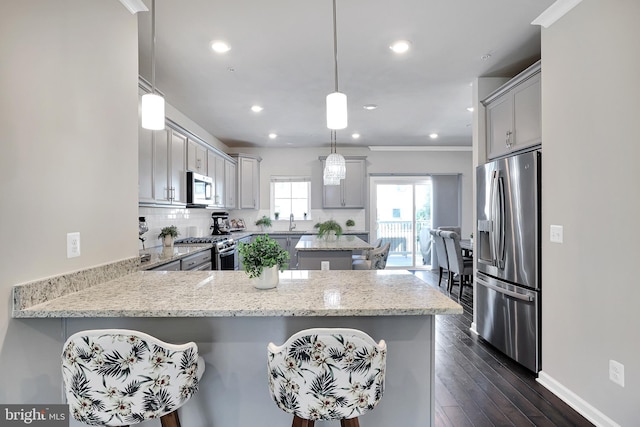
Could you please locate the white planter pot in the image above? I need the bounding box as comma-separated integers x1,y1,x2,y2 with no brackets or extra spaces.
162,235,174,248
253,265,279,290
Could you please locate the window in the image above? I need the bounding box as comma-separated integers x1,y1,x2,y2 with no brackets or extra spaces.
270,176,311,220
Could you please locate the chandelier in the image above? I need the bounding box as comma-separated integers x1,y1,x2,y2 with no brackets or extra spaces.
326,0,347,130
323,130,346,186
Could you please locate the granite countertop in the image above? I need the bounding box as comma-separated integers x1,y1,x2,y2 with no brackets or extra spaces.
243,230,368,236
295,235,374,251
13,270,462,318
139,245,213,270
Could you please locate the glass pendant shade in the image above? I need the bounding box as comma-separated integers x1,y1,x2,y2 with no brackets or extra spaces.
324,152,346,186
141,93,165,130
326,92,348,130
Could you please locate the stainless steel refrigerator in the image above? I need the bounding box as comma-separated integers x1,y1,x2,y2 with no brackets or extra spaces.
476,150,541,372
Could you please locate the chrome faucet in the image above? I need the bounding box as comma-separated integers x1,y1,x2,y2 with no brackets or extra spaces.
289,213,296,231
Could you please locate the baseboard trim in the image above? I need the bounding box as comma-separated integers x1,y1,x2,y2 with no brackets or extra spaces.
537,371,620,427
469,322,478,335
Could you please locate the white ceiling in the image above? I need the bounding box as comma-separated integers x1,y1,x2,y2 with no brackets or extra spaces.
137,0,554,149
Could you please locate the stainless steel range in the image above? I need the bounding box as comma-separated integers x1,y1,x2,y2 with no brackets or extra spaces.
175,236,238,270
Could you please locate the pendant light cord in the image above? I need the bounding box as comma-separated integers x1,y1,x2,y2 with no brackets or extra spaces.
332,0,339,93
151,0,157,94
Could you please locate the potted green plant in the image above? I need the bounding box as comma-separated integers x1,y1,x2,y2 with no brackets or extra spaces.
317,219,343,241
274,212,280,220
345,219,355,230
158,225,179,248
255,215,272,231
238,235,290,289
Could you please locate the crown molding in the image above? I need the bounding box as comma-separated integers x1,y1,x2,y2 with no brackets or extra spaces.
532,0,583,28
118,0,148,14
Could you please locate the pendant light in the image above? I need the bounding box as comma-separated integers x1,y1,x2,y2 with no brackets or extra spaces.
326,0,347,130
141,0,165,130
323,130,346,185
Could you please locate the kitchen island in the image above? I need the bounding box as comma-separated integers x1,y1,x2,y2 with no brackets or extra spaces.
295,234,374,270
13,270,461,427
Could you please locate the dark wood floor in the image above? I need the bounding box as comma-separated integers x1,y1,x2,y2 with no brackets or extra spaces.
410,270,593,427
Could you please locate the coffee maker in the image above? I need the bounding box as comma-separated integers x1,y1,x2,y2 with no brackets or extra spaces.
211,212,231,235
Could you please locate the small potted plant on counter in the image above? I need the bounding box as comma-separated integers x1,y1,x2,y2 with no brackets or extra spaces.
158,225,179,248
317,219,343,241
274,212,280,220
255,215,272,231
345,219,355,230
238,235,290,289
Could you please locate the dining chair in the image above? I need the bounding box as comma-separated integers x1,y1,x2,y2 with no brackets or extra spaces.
351,242,391,270
440,231,473,298
267,328,386,427
352,238,382,261
61,329,205,427
429,229,449,287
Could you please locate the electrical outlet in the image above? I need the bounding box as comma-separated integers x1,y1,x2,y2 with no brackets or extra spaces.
321,261,330,270
67,232,81,258
550,225,563,243
609,360,625,387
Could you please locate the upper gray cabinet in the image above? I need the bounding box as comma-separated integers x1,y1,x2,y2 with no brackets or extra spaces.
320,156,366,208
224,159,237,209
230,153,261,209
187,140,207,174
484,61,541,160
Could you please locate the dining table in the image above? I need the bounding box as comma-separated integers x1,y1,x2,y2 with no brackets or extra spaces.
460,239,473,258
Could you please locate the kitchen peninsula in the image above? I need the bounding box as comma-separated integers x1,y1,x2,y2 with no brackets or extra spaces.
13,269,461,426
295,234,373,270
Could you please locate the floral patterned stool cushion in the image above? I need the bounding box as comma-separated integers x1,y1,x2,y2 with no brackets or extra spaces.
267,328,386,426
61,329,205,426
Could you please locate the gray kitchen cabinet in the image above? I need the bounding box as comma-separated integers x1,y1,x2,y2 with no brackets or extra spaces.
224,159,237,209
148,259,181,271
138,120,154,203
484,61,541,159
206,150,226,207
269,234,300,269
321,157,366,208
187,140,207,174
231,154,261,209
181,250,212,270
145,127,187,206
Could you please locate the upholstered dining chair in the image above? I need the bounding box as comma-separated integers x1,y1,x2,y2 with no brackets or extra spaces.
440,231,473,298
267,328,387,427
429,229,449,287
61,329,205,427
351,242,391,270
352,238,382,261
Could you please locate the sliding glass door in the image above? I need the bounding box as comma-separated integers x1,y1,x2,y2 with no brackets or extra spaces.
370,177,432,269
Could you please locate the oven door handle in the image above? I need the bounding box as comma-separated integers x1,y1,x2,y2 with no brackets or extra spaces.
217,246,237,255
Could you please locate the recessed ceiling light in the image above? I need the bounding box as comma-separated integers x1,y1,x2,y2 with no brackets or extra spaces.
211,40,231,53
352,133,361,139
268,133,277,139
429,133,439,139
363,104,378,110
390,40,411,54
251,105,263,113
467,107,474,112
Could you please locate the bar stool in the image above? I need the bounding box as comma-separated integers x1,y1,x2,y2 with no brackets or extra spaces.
61,329,205,427
267,328,386,427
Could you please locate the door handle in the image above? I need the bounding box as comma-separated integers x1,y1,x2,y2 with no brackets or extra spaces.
477,276,533,302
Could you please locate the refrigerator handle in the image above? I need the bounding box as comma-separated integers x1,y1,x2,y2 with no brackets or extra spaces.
497,175,506,269
476,276,534,302
490,170,499,266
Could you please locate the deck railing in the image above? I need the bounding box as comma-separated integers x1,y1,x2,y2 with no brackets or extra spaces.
375,220,431,257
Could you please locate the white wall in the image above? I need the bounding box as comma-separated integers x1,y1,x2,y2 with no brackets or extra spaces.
0,1,139,402
539,1,640,425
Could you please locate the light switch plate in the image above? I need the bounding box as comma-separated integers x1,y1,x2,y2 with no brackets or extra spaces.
550,225,563,243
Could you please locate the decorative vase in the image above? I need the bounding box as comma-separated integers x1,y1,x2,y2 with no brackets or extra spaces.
163,235,174,248
253,265,279,290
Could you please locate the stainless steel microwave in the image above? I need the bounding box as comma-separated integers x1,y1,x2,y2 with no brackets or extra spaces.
187,171,213,207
